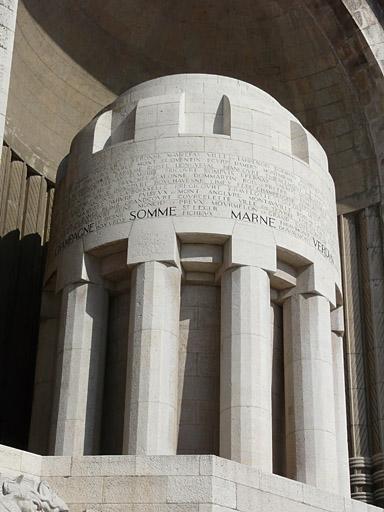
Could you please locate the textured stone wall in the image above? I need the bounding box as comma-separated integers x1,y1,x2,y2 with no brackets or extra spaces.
101,291,130,455
178,284,221,456
0,445,382,512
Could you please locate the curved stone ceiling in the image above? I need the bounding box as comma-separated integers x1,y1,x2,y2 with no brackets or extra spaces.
5,0,384,213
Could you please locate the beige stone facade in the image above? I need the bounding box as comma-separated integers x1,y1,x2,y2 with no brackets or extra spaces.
0,444,380,512
1,2,384,512
20,74,352,510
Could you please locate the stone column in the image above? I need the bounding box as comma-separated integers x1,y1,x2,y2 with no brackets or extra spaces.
331,306,351,497
339,214,373,502
29,287,61,455
50,282,109,456
220,265,273,471
284,293,338,494
123,261,181,455
0,0,18,152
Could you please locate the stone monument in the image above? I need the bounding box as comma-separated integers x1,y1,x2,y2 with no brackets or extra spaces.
1,74,377,511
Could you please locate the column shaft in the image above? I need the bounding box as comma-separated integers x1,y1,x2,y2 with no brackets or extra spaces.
220,265,273,471
51,282,108,455
284,293,338,493
123,261,181,455
29,289,61,455
332,330,351,496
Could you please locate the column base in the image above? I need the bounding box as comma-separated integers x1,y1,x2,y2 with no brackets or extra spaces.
350,456,374,504
0,445,382,511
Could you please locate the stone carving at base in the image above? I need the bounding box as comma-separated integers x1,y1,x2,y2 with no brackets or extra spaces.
0,475,68,512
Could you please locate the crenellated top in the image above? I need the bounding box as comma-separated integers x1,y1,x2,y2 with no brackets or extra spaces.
65,74,328,180
50,74,340,306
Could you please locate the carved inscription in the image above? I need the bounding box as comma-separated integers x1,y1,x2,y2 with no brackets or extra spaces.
51,152,338,262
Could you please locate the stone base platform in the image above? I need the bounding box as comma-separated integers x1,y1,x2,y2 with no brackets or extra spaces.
0,445,380,512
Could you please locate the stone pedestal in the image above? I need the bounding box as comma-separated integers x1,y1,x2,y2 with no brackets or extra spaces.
284,293,338,494
220,265,273,471
123,261,181,455
51,282,108,456
1,447,382,512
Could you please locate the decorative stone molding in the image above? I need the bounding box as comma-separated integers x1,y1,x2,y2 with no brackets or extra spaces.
0,475,68,512
372,453,384,506
349,456,374,504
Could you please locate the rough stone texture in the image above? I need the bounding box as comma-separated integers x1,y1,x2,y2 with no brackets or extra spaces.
0,448,382,512
123,261,181,455
220,266,273,471
284,293,339,494
100,291,130,455
51,282,109,456
178,284,220,456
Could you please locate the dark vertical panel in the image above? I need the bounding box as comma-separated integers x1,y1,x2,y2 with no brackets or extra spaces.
100,291,130,454
340,213,373,504
0,146,50,450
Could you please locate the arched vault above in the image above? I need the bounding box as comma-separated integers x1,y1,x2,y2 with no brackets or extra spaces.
5,0,384,213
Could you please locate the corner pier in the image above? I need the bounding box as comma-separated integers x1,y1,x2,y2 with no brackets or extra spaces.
25,74,362,509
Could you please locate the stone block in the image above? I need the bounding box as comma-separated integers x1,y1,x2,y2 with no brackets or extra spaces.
303,485,345,511
103,476,167,503
204,137,253,157
259,471,303,502
71,456,136,476
40,456,72,477
331,306,345,334
155,136,204,153
135,455,200,475
237,484,264,511
202,456,261,489
0,444,22,472
224,226,276,272
167,475,236,507
127,218,180,266
167,476,212,503
20,451,42,476
45,476,104,504
181,244,222,272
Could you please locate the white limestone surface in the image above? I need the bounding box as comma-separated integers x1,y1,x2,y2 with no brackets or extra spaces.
0,446,381,512
47,74,341,305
